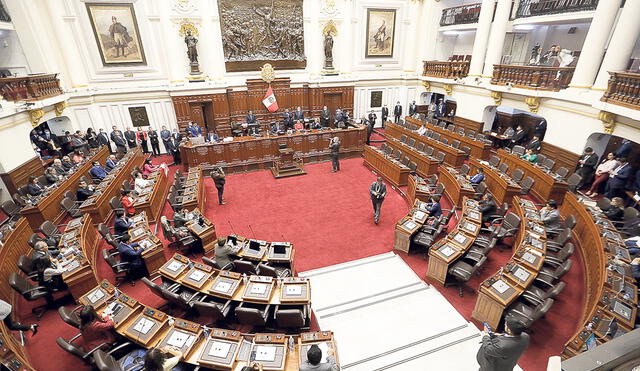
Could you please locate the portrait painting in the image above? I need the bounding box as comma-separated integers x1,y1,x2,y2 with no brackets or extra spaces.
370,91,383,108
365,8,396,58
128,106,150,127
85,3,146,66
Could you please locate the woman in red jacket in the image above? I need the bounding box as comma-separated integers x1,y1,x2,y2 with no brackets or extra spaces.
120,189,136,216
79,305,116,352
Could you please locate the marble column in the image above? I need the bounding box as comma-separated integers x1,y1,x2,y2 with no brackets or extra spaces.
468,0,497,77
482,0,512,78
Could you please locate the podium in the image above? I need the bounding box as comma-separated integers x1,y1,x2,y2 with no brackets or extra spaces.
271,147,306,178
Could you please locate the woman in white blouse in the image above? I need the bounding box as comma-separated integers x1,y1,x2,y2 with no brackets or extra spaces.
134,171,152,195
586,152,619,197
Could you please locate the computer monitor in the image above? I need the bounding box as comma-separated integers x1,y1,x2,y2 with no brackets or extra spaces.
227,235,237,245
249,240,261,251
273,244,286,255
278,144,287,150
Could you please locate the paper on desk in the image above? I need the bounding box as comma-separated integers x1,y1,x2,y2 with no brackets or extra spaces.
439,245,455,257
209,341,232,358
189,270,206,281
491,280,510,294
522,252,537,264
250,284,267,295
167,330,195,348
254,345,276,362
453,234,466,244
215,281,232,293
285,285,302,296
167,261,183,272
513,268,530,282
87,289,105,303
133,317,155,334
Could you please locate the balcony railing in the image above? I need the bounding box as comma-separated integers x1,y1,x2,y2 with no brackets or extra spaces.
423,61,470,79
491,64,575,91
440,3,482,27
514,0,598,19
0,74,64,102
601,72,640,110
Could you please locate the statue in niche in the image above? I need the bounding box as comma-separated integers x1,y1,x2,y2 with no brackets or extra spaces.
184,30,200,74
324,34,334,70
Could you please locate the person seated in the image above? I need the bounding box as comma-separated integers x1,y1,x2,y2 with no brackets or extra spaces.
45,167,63,185
79,305,116,352
105,154,118,172
469,167,485,186
76,180,95,202
114,209,132,237
299,344,339,371
61,155,75,171
26,176,44,196
172,206,191,229
142,158,158,177
625,236,640,256
241,363,264,371
271,121,284,134
134,172,152,195
72,150,84,164
416,125,427,136
51,159,68,176
247,125,260,136
526,135,541,152
0,299,38,336
425,195,442,218
31,240,51,263
120,189,136,216
117,234,146,277
520,149,538,163
294,120,304,130
143,346,184,371
32,254,69,291
603,197,625,221
214,237,236,270
90,161,108,181
540,200,561,230
479,193,497,224
310,118,322,130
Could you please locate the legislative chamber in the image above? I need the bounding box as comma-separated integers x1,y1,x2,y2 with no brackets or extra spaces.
1,0,640,370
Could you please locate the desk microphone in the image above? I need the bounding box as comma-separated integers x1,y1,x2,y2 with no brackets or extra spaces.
248,224,257,239
228,220,237,236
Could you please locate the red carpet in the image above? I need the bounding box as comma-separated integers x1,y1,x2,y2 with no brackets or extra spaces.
16,154,584,371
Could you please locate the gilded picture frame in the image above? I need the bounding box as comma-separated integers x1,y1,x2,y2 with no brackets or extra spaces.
365,8,396,58
85,3,146,66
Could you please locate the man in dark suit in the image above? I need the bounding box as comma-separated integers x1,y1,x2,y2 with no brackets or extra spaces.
124,127,137,148
368,110,377,127
409,100,417,116
426,195,442,218
246,110,257,125
329,137,340,172
148,128,160,156
526,135,541,151
381,104,389,127
192,122,204,137
476,318,530,371
214,238,236,270
51,159,67,176
510,125,526,147
435,99,446,118
271,121,284,134
170,129,182,164
293,106,304,121
393,102,402,123
105,154,118,172
110,126,127,154
320,106,331,127
576,147,599,189
173,206,190,228
614,139,633,158
282,109,293,129
114,210,132,237
605,157,633,199
479,193,497,223
534,119,547,140
369,177,387,224
90,161,108,181
117,234,147,278
76,180,95,202
97,128,111,153
160,125,171,154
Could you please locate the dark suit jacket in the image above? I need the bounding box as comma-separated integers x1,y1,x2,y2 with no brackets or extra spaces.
409,104,417,116
394,105,402,116
480,199,497,220
27,183,44,196
293,110,304,120
604,206,624,221
381,107,389,120
370,182,387,200
76,187,94,202
246,114,257,124
124,131,136,146
476,333,530,371
526,139,541,151
173,213,189,229
111,131,126,146
97,132,110,145
105,158,117,171
609,164,633,189
148,130,159,144
511,130,526,145
368,113,377,124
427,202,442,218
615,142,632,158
215,242,237,269
117,242,144,269
114,216,131,236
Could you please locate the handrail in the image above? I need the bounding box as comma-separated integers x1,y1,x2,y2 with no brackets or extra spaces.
601,71,640,111
491,64,575,91
440,2,482,26
514,0,599,19
0,73,64,102
423,61,470,79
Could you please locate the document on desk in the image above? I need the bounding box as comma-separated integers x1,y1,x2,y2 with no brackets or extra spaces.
491,280,510,294
285,285,302,296
403,221,417,230
513,267,530,282
167,330,195,349
103,302,123,318
133,317,155,335
522,252,537,264
189,270,206,281
209,341,232,358
167,261,184,272
413,211,426,220
453,234,466,244
250,284,267,295
254,345,276,362
439,245,456,257
87,289,105,304
464,222,478,233
215,281,232,293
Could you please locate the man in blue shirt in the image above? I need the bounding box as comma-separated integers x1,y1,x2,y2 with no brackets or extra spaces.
117,234,146,278
470,167,485,187
105,154,118,172
426,195,442,218
90,161,108,181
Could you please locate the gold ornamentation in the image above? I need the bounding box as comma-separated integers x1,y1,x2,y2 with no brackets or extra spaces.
29,109,45,127
598,111,616,134
422,81,430,91
261,63,275,83
54,101,67,117
177,20,199,37
326,0,335,10
491,91,502,106
443,84,453,96
323,20,338,37
525,97,540,113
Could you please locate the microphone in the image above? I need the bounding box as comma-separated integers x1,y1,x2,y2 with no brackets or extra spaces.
248,224,257,239
227,220,237,236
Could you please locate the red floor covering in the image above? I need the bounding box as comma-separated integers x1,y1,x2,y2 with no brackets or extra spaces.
18,154,584,371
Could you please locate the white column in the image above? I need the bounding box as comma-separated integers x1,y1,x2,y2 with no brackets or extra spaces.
468,0,497,76
569,0,623,88
419,0,442,63
201,0,226,80
159,5,184,83
305,0,320,75
403,2,420,72
593,0,640,89
482,0,512,78
340,2,354,74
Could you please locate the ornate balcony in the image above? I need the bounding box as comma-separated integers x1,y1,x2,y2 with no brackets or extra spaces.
601,72,640,110
423,61,470,79
514,0,599,19
440,3,482,27
491,65,575,91
0,74,64,102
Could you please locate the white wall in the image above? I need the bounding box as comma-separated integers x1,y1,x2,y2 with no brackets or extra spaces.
0,29,29,75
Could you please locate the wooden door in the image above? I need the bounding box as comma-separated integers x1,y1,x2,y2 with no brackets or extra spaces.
190,103,205,130
323,93,342,127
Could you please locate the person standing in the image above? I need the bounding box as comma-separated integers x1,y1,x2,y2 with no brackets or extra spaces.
393,101,402,123
211,166,226,205
111,126,127,155
0,300,38,336
409,100,417,116
435,99,446,118
171,129,183,165
160,126,171,153
97,128,111,153
476,319,529,371
329,136,340,173
370,177,387,224
137,127,149,154
605,157,632,199
586,152,618,197
320,106,331,128
575,147,598,189
534,119,547,141
381,104,389,128
246,110,257,125
294,106,304,122
124,127,137,149
148,128,160,156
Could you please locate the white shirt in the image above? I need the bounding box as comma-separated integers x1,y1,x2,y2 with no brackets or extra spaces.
417,126,427,136
135,177,151,194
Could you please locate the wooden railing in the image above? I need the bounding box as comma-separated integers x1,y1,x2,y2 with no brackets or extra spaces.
601,71,640,110
491,64,575,91
514,0,598,19
440,2,482,26
0,73,64,102
423,61,470,79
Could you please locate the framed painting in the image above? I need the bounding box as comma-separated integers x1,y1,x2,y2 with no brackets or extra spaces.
128,106,150,127
365,8,396,58
370,91,383,108
85,3,146,66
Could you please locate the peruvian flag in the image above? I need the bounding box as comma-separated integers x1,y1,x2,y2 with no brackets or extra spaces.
262,85,279,112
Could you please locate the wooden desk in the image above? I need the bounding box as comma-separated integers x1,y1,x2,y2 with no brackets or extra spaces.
186,208,217,255
439,166,476,208
135,167,170,224
21,146,109,230
363,145,410,187
468,158,522,205
80,149,145,224
58,214,100,300
497,149,568,204
127,212,167,275
406,116,491,160
180,126,366,174
386,122,466,167
180,166,206,212
385,137,439,178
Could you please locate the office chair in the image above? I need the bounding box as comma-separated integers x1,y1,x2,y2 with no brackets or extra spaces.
233,259,257,275
161,287,197,316
534,260,572,288
547,215,577,237
435,151,446,165
543,243,574,268
274,304,310,332
58,338,133,368
380,143,388,152
407,138,416,147
9,273,53,319
97,223,122,253
567,173,582,193
257,263,291,278
484,202,509,226
202,256,233,271
432,132,441,141
448,255,487,297
425,146,435,157
541,158,555,172
17,185,30,198
536,154,547,165
519,176,535,195
400,134,408,144
61,197,82,218
475,212,521,250
38,220,61,241
498,162,509,174
108,196,123,212
140,277,174,313
101,249,133,287
394,150,403,161
472,182,488,200
193,298,232,327
555,167,569,180
451,139,461,149
446,123,455,131
521,282,566,307
235,302,271,329
512,145,526,156
416,142,425,152
546,229,573,252
596,197,611,210
488,155,500,168
121,180,132,192
510,169,525,184
476,133,486,141
408,161,418,174
401,156,410,167
37,175,50,187
12,193,27,208
160,216,196,255
459,164,470,175
58,306,82,329
461,146,471,158
456,128,465,136
0,200,21,221
17,255,38,281
441,138,448,146
505,298,554,330
63,190,77,202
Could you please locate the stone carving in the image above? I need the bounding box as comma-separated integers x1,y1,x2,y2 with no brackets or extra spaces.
322,20,337,72
178,22,200,75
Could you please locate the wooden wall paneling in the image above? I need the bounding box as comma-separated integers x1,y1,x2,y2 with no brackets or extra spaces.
228,89,248,123
0,218,31,302
212,93,231,137
0,156,45,195
308,88,322,117
540,142,580,173
453,116,484,133
495,111,513,131
190,103,205,129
